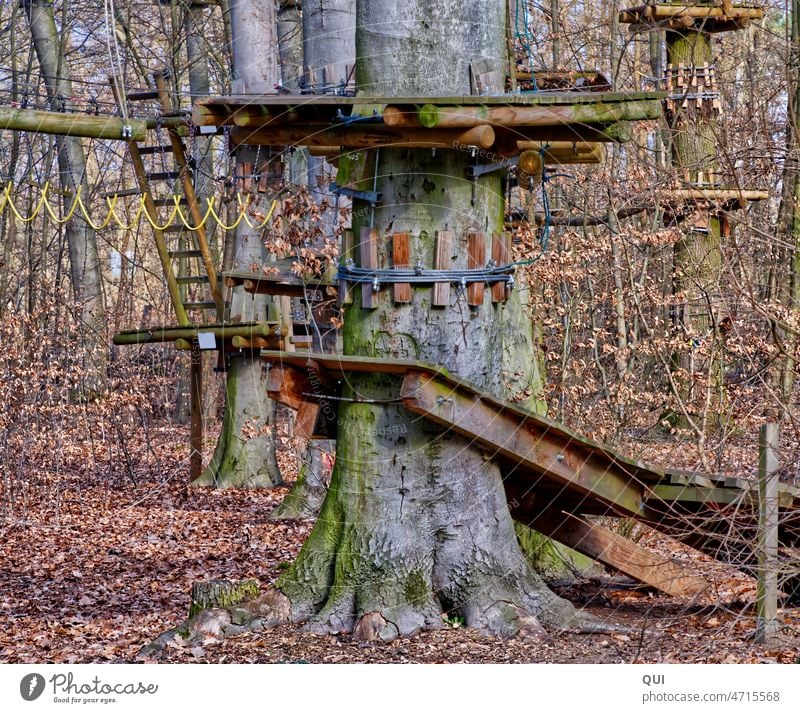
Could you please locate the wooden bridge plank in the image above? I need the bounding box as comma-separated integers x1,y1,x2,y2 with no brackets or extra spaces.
399,371,647,517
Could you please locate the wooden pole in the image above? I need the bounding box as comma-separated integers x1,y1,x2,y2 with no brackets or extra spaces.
0,106,147,141
190,343,203,482
756,422,781,644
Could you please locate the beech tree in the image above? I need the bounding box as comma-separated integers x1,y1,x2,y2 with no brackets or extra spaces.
271,0,589,639
196,0,282,488
22,0,106,397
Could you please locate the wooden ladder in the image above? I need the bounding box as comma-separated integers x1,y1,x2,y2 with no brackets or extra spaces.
111,70,225,482
110,70,224,327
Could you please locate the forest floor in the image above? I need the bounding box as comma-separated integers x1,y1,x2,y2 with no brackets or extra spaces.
2,423,800,664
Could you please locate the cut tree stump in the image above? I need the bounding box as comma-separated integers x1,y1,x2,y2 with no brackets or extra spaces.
189,579,260,618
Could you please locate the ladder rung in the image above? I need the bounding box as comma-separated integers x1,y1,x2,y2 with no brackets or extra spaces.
152,196,188,206
139,145,174,155
162,224,186,232
101,188,142,198
183,301,217,310
176,276,210,285
147,171,181,182
127,90,160,101
169,250,203,259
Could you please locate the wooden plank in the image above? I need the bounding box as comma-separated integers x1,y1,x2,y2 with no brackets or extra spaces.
491,232,510,303
399,371,647,517
467,232,485,307
360,227,378,309
295,402,321,440
646,484,746,506
432,230,453,307
392,232,412,303
527,510,707,597
756,423,781,643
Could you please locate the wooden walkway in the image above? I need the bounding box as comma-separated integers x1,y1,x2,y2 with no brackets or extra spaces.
260,350,800,600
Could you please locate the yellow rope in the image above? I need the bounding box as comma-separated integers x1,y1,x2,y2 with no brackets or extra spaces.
0,182,278,232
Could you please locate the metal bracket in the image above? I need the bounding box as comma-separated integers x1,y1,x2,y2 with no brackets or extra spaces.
121,124,133,139
328,182,381,204
467,156,517,178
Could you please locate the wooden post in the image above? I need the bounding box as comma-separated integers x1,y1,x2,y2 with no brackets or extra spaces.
756,422,781,644
189,344,203,482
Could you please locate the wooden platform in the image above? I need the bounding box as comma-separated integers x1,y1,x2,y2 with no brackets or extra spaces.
260,350,800,599
620,3,765,33
193,92,664,155
223,257,336,300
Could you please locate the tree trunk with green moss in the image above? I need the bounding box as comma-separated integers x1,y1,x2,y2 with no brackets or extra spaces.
665,29,725,428
195,0,282,489
273,0,587,640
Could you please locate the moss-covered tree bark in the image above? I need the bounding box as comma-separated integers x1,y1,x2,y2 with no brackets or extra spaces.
195,0,282,488
273,0,590,640
665,29,725,428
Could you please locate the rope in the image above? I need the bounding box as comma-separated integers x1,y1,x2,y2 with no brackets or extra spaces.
0,182,278,232
515,0,539,91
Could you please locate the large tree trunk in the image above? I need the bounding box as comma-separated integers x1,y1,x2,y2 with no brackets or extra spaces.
195,0,282,488
665,30,725,431
779,0,800,412
272,0,356,520
274,0,586,640
23,0,106,397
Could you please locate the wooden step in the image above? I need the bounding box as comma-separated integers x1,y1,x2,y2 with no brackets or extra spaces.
176,275,210,285
183,301,217,310
152,196,188,207
139,145,174,155
101,187,142,198
126,90,160,101
161,224,186,233
147,171,181,182
169,249,203,259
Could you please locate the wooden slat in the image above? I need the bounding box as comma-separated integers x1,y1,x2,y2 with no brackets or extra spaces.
392,232,412,303
360,227,378,309
432,230,453,307
526,510,707,597
467,232,485,307
189,344,203,482
491,232,511,303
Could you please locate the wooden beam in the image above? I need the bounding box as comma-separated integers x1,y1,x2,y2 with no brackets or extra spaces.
526,510,708,597
113,322,278,345
410,99,662,129
0,106,147,141
756,423,781,643
399,371,647,517
230,125,496,150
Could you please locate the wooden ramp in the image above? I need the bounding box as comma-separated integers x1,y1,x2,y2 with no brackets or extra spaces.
260,350,800,600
